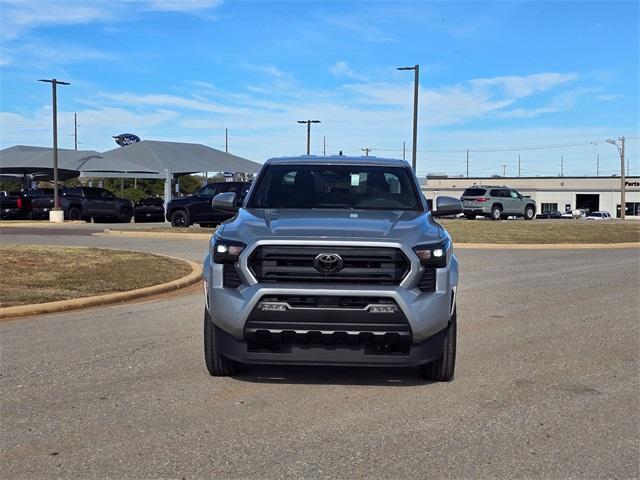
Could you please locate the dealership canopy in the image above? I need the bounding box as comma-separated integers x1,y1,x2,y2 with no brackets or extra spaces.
77,140,262,177
0,145,98,180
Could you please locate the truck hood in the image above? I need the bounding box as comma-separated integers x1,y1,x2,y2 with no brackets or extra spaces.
218,208,445,245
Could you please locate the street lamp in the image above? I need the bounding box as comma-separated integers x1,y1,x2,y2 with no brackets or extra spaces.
396,64,419,172
297,120,321,155
39,78,70,222
607,137,626,219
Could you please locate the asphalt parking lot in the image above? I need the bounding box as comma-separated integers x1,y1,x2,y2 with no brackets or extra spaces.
1,227,638,479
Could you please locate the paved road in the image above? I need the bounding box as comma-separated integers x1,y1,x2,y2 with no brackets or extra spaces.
1,229,639,479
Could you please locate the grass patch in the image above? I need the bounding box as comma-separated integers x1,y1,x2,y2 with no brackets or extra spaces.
440,219,640,244
108,219,640,244
0,245,192,307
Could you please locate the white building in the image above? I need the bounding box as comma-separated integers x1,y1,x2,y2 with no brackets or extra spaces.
422,176,640,219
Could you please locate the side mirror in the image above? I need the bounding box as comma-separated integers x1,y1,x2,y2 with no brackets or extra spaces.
212,192,238,212
432,196,463,217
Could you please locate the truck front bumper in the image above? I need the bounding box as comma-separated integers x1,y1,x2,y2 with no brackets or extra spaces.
213,322,448,367
204,249,458,366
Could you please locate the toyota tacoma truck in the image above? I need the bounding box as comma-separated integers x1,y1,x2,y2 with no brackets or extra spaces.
203,156,462,381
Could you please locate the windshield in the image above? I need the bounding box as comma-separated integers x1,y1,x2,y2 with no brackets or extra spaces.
247,164,421,210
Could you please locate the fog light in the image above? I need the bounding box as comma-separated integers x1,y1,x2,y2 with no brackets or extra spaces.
216,244,228,254
369,305,398,314
432,248,444,258
259,302,287,312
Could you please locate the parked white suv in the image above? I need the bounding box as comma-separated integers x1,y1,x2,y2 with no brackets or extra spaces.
586,211,612,220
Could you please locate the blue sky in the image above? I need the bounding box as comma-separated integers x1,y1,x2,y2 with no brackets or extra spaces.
0,0,638,177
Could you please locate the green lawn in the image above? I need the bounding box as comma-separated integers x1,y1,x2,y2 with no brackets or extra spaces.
439,219,640,244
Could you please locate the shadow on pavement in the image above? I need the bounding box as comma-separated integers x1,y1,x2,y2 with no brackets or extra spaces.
233,364,433,387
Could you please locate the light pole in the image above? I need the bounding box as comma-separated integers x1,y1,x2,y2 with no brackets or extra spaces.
397,64,419,172
607,137,626,219
297,120,321,155
590,141,600,176
39,78,70,221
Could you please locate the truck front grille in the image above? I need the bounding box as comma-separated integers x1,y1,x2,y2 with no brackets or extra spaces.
248,245,409,285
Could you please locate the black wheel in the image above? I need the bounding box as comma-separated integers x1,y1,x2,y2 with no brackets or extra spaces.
67,207,82,221
490,205,502,220
204,309,238,376
524,205,535,220
420,310,456,382
464,214,476,220
119,207,133,223
170,209,190,227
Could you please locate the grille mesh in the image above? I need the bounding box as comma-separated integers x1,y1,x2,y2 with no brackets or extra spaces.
249,245,409,285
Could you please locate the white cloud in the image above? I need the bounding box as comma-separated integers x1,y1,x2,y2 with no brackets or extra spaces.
0,0,223,38
597,93,624,101
330,61,367,81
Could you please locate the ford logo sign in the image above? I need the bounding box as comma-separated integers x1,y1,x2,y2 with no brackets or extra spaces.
313,253,344,275
113,133,141,146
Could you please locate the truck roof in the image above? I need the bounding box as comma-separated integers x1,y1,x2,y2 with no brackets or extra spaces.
265,155,409,168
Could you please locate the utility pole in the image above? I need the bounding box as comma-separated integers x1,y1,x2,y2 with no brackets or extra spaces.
38,78,70,218
297,120,321,155
397,64,419,172
518,154,521,177
361,147,371,157
402,141,406,161
73,113,78,150
323,136,326,156
501,164,507,177
608,137,626,219
465,149,469,178
560,155,564,177
225,128,228,153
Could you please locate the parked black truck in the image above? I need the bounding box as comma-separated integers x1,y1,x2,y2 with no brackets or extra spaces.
166,182,251,228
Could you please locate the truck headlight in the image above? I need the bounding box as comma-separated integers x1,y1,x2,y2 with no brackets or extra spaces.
212,237,245,264
413,238,451,268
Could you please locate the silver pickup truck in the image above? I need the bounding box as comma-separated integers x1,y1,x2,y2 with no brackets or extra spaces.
202,156,462,381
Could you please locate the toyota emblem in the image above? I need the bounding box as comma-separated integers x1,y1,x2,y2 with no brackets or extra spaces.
313,253,344,275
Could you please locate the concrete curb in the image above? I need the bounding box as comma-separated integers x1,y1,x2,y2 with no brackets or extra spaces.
0,255,202,320
97,229,213,240
0,221,87,228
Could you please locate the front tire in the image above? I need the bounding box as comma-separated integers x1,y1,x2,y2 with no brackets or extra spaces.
204,309,238,376
524,205,535,220
67,206,82,221
419,310,456,382
170,209,190,227
119,207,133,223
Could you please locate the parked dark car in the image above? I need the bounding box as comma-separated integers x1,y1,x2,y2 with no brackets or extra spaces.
535,209,563,219
0,192,27,219
166,182,251,228
134,197,165,222
62,187,134,222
